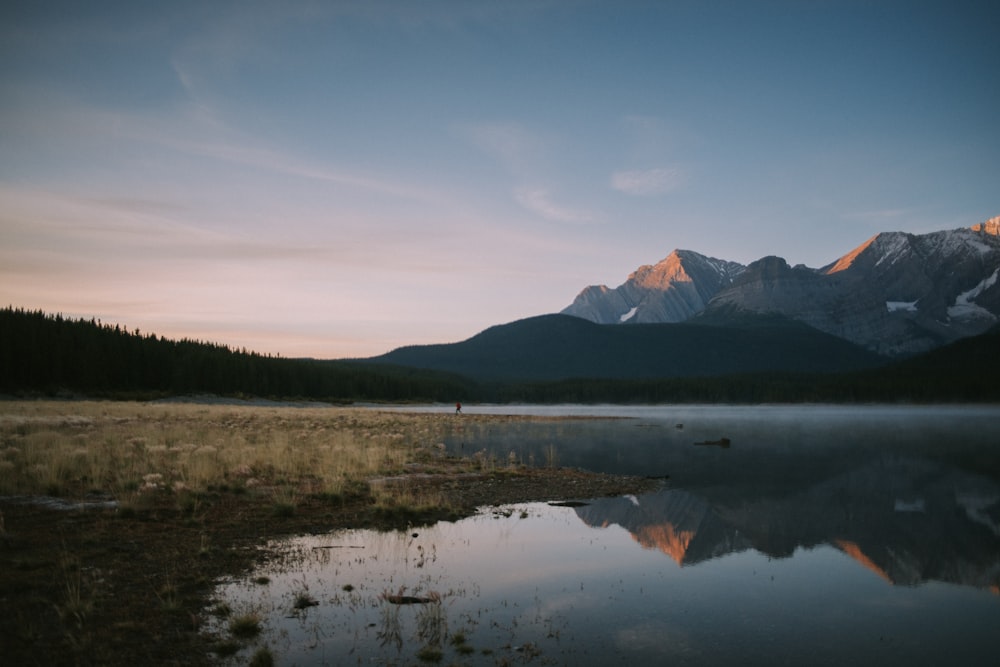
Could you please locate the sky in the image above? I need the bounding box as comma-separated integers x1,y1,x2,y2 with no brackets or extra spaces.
2,0,998,359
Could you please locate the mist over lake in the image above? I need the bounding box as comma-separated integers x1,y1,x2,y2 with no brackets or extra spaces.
210,404,1000,665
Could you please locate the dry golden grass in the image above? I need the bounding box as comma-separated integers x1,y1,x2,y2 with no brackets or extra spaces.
0,401,466,511
1,402,658,667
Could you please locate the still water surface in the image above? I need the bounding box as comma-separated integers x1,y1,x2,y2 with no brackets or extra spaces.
207,405,1000,665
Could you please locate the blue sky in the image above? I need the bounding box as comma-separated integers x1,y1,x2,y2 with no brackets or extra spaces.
2,0,997,358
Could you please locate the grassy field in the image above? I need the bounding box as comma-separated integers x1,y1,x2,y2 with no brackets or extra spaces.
0,400,480,516
1,400,655,666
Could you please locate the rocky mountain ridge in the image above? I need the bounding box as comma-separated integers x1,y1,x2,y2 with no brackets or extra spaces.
563,250,745,324
561,217,1000,356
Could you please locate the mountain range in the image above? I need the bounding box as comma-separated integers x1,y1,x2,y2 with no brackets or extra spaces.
563,217,1000,357
368,217,999,385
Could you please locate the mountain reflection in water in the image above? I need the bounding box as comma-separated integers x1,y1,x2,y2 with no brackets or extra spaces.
438,405,1000,592
575,457,1000,591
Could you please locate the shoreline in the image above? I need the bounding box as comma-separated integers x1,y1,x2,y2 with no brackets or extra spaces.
1,463,660,666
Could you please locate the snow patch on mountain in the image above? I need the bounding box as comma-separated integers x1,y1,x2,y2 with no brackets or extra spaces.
948,268,1000,321
873,234,913,269
887,301,918,313
706,256,742,278
966,237,995,255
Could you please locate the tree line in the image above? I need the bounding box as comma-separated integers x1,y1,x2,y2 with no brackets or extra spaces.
0,307,473,401
2,306,995,403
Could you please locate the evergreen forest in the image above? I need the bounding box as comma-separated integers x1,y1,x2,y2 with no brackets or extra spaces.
0,307,473,402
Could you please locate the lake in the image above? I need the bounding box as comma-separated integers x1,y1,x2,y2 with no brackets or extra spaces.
205,405,1000,665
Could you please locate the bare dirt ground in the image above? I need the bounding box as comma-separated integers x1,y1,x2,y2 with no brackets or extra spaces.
1,463,659,666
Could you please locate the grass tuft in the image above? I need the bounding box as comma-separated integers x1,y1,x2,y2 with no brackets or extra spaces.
228,612,262,639
415,645,443,663
212,640,240,657
210,602,232,618
248,646,275,667
293,591,318,610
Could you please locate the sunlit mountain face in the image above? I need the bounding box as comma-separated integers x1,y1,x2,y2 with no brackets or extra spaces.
563,250,746,325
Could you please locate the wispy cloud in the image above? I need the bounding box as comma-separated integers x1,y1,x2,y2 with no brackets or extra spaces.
462,122,597,223
611,167,684,196
514,187,594,224
176,138,450,206
3,82,456,212
0,185,462,274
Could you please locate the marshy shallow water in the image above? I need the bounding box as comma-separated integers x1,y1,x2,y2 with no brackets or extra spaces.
207,405,1000,665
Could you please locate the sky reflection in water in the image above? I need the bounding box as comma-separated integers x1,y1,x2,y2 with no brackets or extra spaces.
207,405,1000,666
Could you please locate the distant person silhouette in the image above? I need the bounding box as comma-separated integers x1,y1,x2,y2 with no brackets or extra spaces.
455,402,462,414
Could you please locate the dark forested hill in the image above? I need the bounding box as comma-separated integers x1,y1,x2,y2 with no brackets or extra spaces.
368,313,887,382
3,307,994,404
837,322,1000,402
0,307,473,401
493,322,1000,404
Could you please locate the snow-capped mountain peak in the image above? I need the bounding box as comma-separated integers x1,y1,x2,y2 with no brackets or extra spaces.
561,217,1000,356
